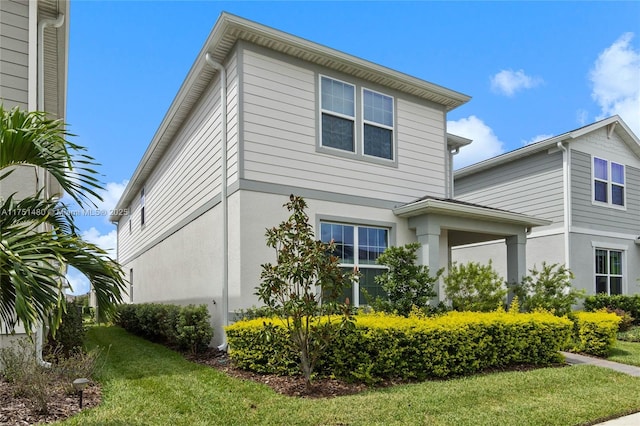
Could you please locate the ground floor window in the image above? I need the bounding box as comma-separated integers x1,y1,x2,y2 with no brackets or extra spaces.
595,248,623,295
320,222,389,306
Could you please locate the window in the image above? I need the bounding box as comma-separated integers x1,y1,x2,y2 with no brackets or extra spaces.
594,157,625,207
595,248,623,295
129,268,134,303
320,222,389,306
321,77,355,152
363,89,394,159
320,76,395,161
140,188,146,226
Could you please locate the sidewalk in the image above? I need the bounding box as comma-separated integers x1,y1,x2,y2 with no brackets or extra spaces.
561,351,640,425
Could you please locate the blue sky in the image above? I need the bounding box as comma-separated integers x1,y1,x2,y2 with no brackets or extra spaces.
64,1,640,294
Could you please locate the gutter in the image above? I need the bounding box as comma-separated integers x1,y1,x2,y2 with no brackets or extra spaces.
557,141,571,269
35,12,65,369
204,53,229,352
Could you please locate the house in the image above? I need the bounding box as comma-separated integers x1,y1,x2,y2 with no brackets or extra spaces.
0,0,70,351
110,13,549,346
453,116,640,297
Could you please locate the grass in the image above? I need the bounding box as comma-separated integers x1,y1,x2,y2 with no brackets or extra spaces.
608,340,640,367
58,326,640,426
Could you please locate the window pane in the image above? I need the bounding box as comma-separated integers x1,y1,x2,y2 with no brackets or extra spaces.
610,277,622,295
321,77,354,116
612,185,624,206
609,251,622,275
594,158,608,180
322,114,354,152
594,181,607,202
612,163,624,184
358,227,388,265
359,268,387,304
595,276,608,294
363,90,393,127
321,223,354,264
595,249,607,274
364,124,393,159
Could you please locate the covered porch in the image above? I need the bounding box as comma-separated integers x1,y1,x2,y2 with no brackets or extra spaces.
394,197,551,302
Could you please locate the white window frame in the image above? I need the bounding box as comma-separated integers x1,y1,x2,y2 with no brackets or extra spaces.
362,87,395,161
592,156,626,210
594,246,625,295
319,75,356,154
319,221,389,307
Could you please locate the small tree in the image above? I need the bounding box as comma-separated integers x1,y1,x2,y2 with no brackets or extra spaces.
444,260,507,312
364,243,441,316
256,195,353,391
513,262,584,316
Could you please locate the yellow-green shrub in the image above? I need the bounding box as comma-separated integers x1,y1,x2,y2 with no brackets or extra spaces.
572,311,621,357
226,311,572,382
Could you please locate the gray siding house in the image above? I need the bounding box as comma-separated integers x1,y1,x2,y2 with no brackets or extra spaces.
454,116,640,297
0,0,69,348
111,13,548,346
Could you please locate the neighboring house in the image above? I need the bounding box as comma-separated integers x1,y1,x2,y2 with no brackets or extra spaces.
0,0,70,349
453,116,640,297
111,13,548,346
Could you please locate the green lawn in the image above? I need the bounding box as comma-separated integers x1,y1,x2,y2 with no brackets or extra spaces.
58,326,640,426
608,340,640,367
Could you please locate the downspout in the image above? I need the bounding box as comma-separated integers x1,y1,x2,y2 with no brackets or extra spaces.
557,141,571,270
35,12,65,368
204,53,228,351
449,147,460,198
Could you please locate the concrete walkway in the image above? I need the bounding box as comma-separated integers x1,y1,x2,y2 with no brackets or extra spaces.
561,351,640,425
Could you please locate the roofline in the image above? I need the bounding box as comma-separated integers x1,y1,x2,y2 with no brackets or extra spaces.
455,115,640,179
447,133,472,149
111,12,471,221
393,197,552,227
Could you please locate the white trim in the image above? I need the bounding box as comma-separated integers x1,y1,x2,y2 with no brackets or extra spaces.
591,155,627,210
319,74,356,153
572,226,638,241
593,246,626,295
591,241,629,251
28,1,38,110
526,227,564,239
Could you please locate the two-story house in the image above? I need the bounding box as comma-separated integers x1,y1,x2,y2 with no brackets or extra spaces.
453,116,640,297
0,0,69,351
111,13,549,346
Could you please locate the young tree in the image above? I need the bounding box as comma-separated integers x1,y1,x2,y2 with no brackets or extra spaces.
364,243,441,316
444,260,508,312
513,262,584,316
0,106,125,335
256,195,352,391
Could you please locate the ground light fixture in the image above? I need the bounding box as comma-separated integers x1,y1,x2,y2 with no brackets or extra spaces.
72,378,90,409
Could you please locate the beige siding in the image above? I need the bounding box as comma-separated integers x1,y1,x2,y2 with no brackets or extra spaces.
0,0,29,109
455,150,565,229
241,47,447,202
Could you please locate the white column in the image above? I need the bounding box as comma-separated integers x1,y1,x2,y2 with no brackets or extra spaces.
506,233,527,304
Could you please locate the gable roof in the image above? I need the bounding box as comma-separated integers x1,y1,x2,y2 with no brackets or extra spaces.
111,12,471,221
455,115,640,179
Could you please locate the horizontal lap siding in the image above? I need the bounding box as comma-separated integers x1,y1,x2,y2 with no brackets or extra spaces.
455,150,564,227
118,65,236,262
241,48,446,202
0,0,29,108
571,149,640,234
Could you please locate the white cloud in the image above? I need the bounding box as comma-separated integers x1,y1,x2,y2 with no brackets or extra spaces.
448,116,506,169
66,267,91,296
81,227,117,257
576,109,589,126
95,180,128,213
490,69,543,97
590,32,640,135
522,134,553,146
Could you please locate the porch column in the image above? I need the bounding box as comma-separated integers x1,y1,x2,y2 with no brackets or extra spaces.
506,233,527,304
416,229,442,301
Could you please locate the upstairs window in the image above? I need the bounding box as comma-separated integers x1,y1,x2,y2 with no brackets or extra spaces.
595,248,623,295
321,77,355,152
594,157,625,207
363,89,394,160
140,188,146,226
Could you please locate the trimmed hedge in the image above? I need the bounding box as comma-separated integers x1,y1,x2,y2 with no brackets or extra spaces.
584,294,640,324
226,311,572,382
115,303,213,353
571,311,621,357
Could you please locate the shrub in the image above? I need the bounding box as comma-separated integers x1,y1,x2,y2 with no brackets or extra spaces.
46,300,85,357
606,308,634,332
617,326,640,342
513,262,584,316
227,311,572,383
571,311,621,357
363,243,441,316
584,294,640,324
115,303,213,353
444,261,508,312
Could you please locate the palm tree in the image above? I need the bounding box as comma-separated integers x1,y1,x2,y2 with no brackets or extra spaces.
0,105,125,335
